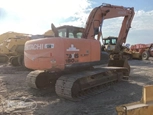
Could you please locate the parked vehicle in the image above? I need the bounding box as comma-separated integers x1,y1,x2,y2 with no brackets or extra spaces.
130,43,153,60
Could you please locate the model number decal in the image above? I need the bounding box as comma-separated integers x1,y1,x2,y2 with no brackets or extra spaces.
44,44,54,48
66,44,80,63
66,53,79,63
66,54,79,58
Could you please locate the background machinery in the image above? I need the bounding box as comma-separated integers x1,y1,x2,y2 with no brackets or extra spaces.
102,36,117,52
24,3,135,100
102,37,153,60
101,36,133,60
0,31,30,43
130,43,153,60
0,32,31,65
116,85,153,115
0,37,30,66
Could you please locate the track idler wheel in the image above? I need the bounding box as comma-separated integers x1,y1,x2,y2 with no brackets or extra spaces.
10,56,20,66
26,70,51,89
108,59,130,75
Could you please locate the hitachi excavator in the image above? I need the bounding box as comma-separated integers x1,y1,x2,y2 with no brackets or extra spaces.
24,3,135,100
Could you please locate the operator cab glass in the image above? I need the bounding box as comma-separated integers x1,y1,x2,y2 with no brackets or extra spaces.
111,38,117,45
103,39,110,45
103,37,117,45
57,26,84,39
68,31,82,38
58,28,67,38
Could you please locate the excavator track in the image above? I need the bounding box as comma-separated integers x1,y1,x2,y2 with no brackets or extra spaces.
26,70,65,89
26,70,44,89
55,67,129,101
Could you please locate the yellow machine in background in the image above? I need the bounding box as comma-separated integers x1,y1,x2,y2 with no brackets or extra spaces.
116,85,153,115
0,37,30,66
102,36,117,52
102,36,132,60
0,31,30,43
0,32,31,65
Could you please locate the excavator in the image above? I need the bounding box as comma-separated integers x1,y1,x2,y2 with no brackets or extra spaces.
101,36,118,52
101,36,133,60
24,3,135,100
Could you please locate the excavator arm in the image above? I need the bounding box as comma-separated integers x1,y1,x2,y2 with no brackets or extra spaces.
82,3,135,53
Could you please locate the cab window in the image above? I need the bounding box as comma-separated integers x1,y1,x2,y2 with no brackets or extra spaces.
105,40,110,45
69,31,83,38
58,28,66,37
112,38,117,45
76,32,82,38
69,32,74,38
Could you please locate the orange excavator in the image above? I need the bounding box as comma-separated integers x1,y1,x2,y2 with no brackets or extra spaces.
24,3,135,100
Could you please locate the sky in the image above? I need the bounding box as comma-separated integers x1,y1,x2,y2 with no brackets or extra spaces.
0,0,153,45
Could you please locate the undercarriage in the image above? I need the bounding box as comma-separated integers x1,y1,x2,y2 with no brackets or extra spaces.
26,64,129,101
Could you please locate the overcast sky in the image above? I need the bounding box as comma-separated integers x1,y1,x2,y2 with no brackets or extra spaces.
0,0,153,45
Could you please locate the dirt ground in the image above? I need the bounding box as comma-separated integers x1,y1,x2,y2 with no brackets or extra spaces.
0,58,153,115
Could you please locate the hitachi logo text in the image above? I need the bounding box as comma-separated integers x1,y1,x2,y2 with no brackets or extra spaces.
25,44,43,50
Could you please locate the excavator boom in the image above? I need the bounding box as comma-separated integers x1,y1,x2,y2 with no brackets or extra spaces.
82,3,134,52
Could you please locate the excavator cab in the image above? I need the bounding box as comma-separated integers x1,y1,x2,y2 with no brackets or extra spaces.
102,36,117,52
51,23,84,38
57,26,84,38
